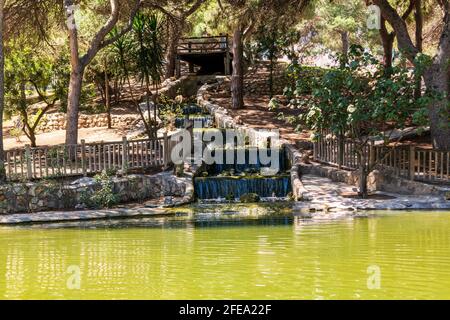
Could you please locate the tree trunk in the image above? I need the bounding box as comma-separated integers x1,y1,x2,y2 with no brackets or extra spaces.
424,66,450,150
414,0,423,99
165,24,181,79
63,0,140,146
29,131,37,148
359,165,368,199
380,18,395,75
357,151,368,198
231,25,244,110
415,0,423,52
65,67,84,145
340,31,349,67
0,0,5,182
105,68,112,129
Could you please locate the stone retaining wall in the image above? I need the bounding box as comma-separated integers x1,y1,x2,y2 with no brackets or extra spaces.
244,63,289,96
38,113,141,133
301,162,449,197
0,172,194,214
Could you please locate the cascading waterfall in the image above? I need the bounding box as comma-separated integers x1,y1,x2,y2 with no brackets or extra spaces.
175,115,214,129
195,175,292,200
184,103,292,202
175,104,214,128
194,147,292,201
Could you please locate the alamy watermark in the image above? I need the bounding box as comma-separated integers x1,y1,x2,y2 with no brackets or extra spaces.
65,4,79,31
367,265,381,290
367,5,381,30
67,265,81,290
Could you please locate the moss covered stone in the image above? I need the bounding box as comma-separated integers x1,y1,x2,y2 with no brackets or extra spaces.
240,193,261,203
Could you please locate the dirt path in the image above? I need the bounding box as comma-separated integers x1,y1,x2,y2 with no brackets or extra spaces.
4,127,131,150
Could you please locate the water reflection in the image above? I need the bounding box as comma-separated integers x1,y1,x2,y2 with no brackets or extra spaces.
0,208,449,299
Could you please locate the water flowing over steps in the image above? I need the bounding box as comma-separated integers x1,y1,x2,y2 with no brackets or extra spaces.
195,176,292,200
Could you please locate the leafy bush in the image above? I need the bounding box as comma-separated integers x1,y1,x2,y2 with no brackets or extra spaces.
80,171,119,209
283,62,327,98
303,45,429,137
268,98,280,111
285,45,430,197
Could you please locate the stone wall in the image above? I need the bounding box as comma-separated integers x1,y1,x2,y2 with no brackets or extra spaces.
301,162,449,197
38,113,141,133
0,172,194,214
244,63,289,96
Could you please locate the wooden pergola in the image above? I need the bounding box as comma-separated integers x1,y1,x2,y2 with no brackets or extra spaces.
176,35,232,77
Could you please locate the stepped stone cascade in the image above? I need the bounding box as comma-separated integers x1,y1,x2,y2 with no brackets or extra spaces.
194,144,292,201
195,175,291,200
175,104,215,129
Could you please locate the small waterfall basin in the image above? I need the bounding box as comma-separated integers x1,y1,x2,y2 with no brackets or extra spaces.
194,146,292,201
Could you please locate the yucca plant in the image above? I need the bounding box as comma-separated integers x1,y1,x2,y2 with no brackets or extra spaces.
109,11,165,139
133,12,165,138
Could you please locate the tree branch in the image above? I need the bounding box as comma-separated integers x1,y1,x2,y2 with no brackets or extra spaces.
401,0,416,20
81,0,142,66
373,0,419,62
183,0,206,18
436,1,450,65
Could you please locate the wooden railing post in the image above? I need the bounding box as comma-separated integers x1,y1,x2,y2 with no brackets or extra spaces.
225,35,231,75
175,55,181,78
369,140,375,169
338,136,344,169
313,141,317,161
409,145,415,180
81,139,87,176
163,132,169,169
25,145,32,180
122,136,128,174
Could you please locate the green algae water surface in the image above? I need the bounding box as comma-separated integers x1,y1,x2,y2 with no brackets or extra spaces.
0,206,449,300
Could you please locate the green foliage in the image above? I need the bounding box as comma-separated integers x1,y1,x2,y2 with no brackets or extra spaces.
81,171,119,209
313,0,379,56
109,11,165,88
268,98,280,112
297,45,430,139
225,192,235,201
108,11,166,138
3,43,72,145
252,23,304,97
4,46,53,112
284,62,327,98
133,12,165,88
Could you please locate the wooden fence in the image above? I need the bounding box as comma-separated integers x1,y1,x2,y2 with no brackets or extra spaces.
4,133,183,181
313,135,450,184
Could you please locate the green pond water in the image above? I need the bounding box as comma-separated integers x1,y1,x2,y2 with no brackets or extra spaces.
0,204,449,300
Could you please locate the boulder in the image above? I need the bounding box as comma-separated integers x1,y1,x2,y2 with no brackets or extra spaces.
71,177,97,187
240,193,261,203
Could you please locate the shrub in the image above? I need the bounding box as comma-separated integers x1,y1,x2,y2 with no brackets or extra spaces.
283,62,327,98
80,171,119,209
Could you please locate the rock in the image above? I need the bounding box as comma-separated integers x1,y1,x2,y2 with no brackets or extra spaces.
240,193,261,203
445,191,450,201
70,177,96,187
75,203,87,210
164,196,174,205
